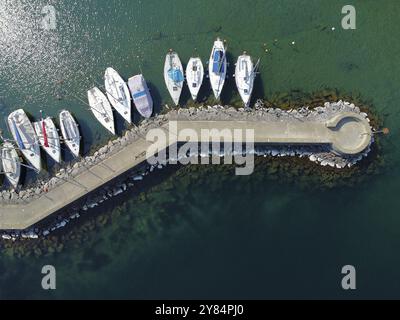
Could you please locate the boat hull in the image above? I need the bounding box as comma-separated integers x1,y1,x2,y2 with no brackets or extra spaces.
128,74,153,118
33,117,62,163
209,38,227,99
7,109,41,172
88,87,115,135
235,54,255,108
1,142,21,189
59,110,80,158
164,51,184,106
186,57,204,101
105,67,132,123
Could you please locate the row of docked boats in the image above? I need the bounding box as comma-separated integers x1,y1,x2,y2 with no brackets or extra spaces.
0,38,257,189
0,68,154,189
87,39,258,135
164,38,260,107
1,109,80,189
88,68,153,134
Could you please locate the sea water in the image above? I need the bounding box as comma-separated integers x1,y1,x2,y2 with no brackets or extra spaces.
0,0,399,299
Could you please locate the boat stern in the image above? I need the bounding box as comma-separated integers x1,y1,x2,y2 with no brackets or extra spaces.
71,145,80,158
28,153,42,173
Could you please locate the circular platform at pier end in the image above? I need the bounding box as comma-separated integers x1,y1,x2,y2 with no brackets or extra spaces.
326,112,372,155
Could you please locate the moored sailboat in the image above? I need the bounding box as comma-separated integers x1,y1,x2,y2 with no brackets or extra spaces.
164,50,184,106
235,52,260,107
59,110,80,158
88,87,115,134
1,142,21,189
33,114,61,163
7,109,41,172
128,74,153,119
186,57,204,101
104,67,132,123
209,38,227,99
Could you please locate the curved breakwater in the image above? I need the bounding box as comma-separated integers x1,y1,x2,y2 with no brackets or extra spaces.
0,100,375,240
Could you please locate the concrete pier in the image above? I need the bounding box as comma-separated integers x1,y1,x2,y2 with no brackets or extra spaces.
175,112,371,155
0,109,372,231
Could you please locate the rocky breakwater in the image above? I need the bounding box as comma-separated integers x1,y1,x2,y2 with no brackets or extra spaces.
0,100,377,241
167,100,374,168
0,114,168,206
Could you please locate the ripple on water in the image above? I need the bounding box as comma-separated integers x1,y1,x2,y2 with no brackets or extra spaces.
0,0,133,110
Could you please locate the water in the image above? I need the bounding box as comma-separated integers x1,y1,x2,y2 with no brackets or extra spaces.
1,0,400,299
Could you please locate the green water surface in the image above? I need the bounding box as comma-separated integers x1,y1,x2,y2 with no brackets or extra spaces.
0,0,399,299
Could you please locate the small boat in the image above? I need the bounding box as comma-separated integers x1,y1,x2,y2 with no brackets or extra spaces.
128,74,153,118
104,67,131,123
33,116,61,163
209,38,227,99
59,110,80,158
235,53,259,107
1,142,21,189
186,57,204,101
164,50,184,106
7,109,41,172
88,87,115,134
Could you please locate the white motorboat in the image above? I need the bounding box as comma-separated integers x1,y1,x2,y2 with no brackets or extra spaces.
208,38,227,99
128,74,153,118
88,87,115,134
104,67,132,123
59,110,80,158
164,50,184,106
7,109,41,172
186,57,204,101
235,53,259,107
33,117,61,163
1,142,21,189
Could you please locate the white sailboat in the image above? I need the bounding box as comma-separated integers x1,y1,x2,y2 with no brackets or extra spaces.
59,110,80,158
128,74,153,119
104,67,131,123
235,53,259,108
208,38,227,99
164,50,184,106
1,142,21,189
33,116,62,163
186,57,204,101
88,87,115,134
7,109,41,172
